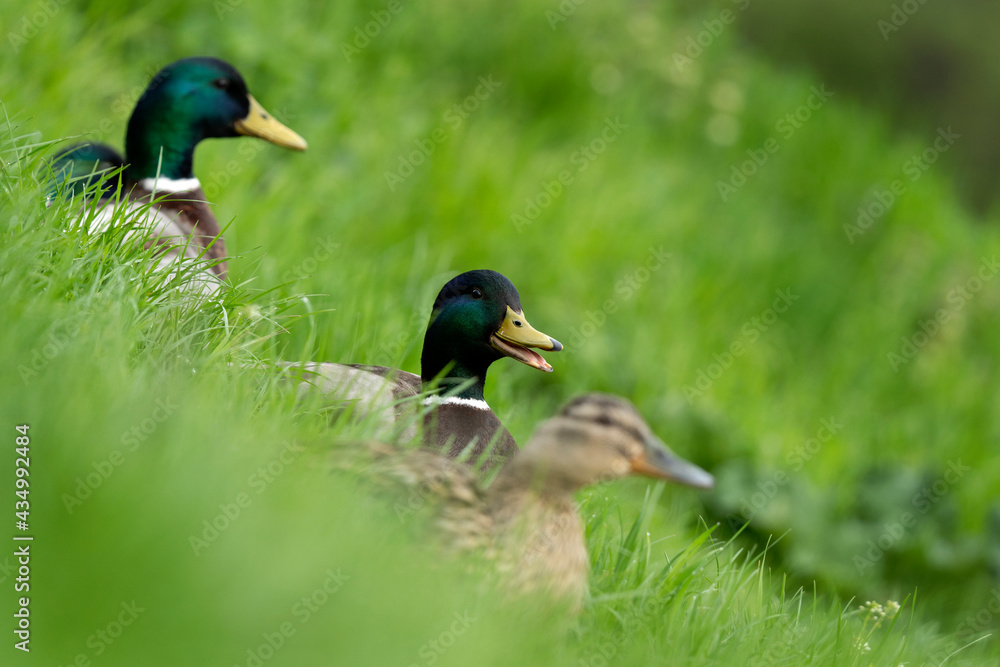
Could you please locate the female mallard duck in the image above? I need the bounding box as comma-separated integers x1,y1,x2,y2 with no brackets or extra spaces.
285,270,563,471
346,393,714,610
53,57,307,291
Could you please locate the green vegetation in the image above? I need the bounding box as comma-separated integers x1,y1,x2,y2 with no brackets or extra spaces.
1,0,998,664
714,0,1000,214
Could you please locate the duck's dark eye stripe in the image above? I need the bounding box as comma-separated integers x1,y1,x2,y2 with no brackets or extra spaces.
566,395,624,412
573,414,645,444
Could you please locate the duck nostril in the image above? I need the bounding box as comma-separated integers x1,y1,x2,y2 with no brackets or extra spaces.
514,320,522,327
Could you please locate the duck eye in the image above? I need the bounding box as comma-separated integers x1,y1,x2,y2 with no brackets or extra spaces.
212,78,231,90
470,288,483,299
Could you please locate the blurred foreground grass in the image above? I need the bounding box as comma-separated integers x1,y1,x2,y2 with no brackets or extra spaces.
1,0,999,664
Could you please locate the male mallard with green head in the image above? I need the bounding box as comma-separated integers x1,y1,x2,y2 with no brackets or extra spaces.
346,393,714,610
53,57,307,292
49,142,125,200
285,270,562,471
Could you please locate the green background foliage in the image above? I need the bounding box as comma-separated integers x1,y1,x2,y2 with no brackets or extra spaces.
1,0,997,664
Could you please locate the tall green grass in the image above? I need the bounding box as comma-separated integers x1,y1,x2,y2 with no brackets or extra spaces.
1,0,998,664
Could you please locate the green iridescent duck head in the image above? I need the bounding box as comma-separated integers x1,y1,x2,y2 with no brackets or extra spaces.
49,142,125,199
420,270,563,399
124,56,306,181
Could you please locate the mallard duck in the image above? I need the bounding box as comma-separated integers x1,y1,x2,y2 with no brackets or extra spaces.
49,142,125,200
52,57,307,291
284,270,563,471
344,393,714,610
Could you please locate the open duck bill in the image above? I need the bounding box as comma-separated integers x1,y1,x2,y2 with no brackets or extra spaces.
631,436,715,489
489,306,563,373
234,96,308,150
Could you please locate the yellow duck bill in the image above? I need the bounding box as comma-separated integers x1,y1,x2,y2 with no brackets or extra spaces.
234,96,308,150
490,306,563,372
